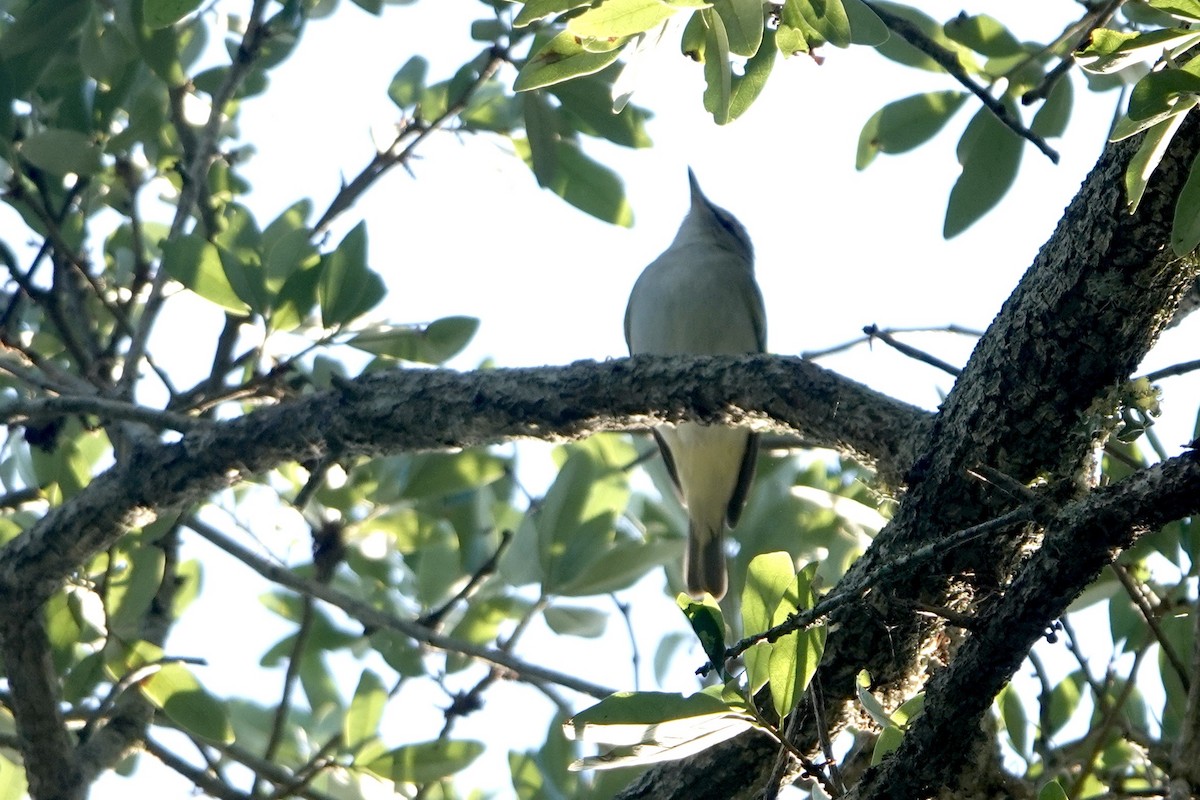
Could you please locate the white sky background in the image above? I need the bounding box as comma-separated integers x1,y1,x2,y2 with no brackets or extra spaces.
79,0,1200,796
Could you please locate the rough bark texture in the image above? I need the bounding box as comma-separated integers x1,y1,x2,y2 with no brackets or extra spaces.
614,106,1200,800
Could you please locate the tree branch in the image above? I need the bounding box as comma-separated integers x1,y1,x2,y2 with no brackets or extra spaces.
0,614,85,800
862,0,1060,163
0,355,928,618
848,451,1200,798
184,517,617,699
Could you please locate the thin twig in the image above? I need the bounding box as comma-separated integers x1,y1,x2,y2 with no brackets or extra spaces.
1111,563,1190,693
120,0,273,399
801,324,982,361
714,505,1036,670
863,324,961,377
862,0,1060,163
310,45,509,235
143,736,249,800
1141,359,1200,382
419,530,514,629
1021,0,1124,105
0,394,207,432
1068,644,1149,800
184,517,615,698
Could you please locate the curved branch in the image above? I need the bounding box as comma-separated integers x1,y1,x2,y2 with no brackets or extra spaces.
0,355,927,617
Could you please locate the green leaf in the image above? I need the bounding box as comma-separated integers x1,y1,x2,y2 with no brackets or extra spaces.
768,563,824,719
1031,75,1073,138
142,0,204,28
528,140,634,225
843,0,888,45
20,129,102,177
545,604,608,638
944,105,1023,238
871,724,904,764
728,26,776,121
856,90,967,169
365,740,485,784
347,316,479,364
553,538,679,596
1149,0,1200,21
388,56,428,108
679,594,727,676
1172,149,1200,255
0,753,28,800
741,551,796,693
514,0,592,28
397,449,506,499
1128,68,1200,121
998,684,1029,756
565,689,756,769
1045,673,1082,736
515,31,626,92
1038,779,1070,800
140,663,235,743
711,0,763,57
549,68,654,149
793,0,851,49
1077,28,1200,75
701,9,732,124
855,670,892,728
1125,111,1190,214
344,670,387,753
133,0,187,86
0,0,89,94
943,14,1021,57
105,543,166,641
318,222,385,327
567,0,682,39
162,234,252,314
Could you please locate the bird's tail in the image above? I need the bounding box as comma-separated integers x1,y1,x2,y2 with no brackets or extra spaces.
686,520,727,600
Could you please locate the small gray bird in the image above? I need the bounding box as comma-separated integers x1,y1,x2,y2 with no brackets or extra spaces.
624,169,766,599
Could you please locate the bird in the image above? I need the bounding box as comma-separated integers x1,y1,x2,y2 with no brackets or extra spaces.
624,169,766,600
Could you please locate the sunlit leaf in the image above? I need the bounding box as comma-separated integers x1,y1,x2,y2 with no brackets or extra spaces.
161,234,251,314
1077,27,1200,75
1125,111,1190,213
701,8,732,123
741,551,795,693
564,690,754,768
142,0,204,28
20,128,102,176
515,31,625,92
388,56,427,108
711,0,763,57
347,316,480,364
567,0,682,39
545,604,608,637
365,740,485,784
344,670,387,753
1172,150,1200,255
514,0,592,28
318,221,386,327
857,90,967,169
728,27,776,121
141,663,235,744
767,563,824,719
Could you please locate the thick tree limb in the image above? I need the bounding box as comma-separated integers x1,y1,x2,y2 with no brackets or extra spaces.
0,355,927,616
849,451,1200,797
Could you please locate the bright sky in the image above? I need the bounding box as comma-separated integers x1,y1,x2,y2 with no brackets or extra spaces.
80,0,1200,796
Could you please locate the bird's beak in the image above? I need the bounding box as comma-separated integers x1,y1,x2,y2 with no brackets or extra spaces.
687,167,705,207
